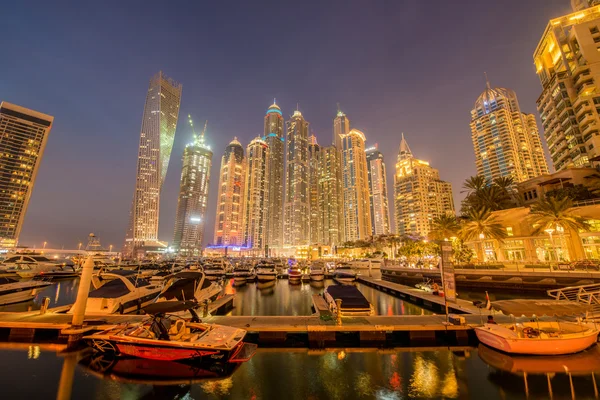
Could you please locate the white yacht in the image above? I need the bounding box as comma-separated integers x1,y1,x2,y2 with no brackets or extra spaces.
333,264,357,284
233,263,255,285
74,270,163,315
0,277,51,305
158,271,221,303
255,260,277,282
309,262,325,282
202,260,226,280
1,254,73,279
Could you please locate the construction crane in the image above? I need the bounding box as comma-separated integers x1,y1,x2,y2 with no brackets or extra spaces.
187,115,208,143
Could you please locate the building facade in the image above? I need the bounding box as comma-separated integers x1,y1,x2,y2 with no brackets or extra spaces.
470,83,548,183
319,145,345,247
0,102,53,248
243,137,269,250
366,145,391,236
341,129,372,241
123,72,182,257
534,6,600,170
308,135,321,244
394,135,454,238
214,138,246,246
263,101,285,248
172,122,212,255
333,107,350,150
284,110,310,246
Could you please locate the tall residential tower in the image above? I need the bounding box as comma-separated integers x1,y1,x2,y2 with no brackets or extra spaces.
172,118,212,255
534,5,600,170
319,145,345,247
341,129,372,241
394,135,454,238
308,135,321,245
284,110,310,246
243,137,270,250
214,138,246,246
366,144,391,236
123,72,182,257
0,102,53,248
263,101,285,248
470,83,548,183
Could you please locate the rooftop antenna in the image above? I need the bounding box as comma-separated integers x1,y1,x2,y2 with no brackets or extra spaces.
296,102,299,112
273,97,277,105
337,102,341,113
484,72,491,89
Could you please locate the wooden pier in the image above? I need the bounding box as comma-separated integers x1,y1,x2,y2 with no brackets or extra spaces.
357,276,482,314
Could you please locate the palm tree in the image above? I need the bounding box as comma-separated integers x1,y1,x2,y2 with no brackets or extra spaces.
462,175,487,196
476,185,511,211
528,196,590,260
493,176,520,207
459,207,507,262
429,214,460,241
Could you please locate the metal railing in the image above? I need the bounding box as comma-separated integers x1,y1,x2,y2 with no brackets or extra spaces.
547,283,600,314
573,198,600,207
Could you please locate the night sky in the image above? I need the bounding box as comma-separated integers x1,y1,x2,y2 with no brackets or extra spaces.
0,0,573,250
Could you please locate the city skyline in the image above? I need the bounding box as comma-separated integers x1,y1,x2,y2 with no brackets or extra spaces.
1,0,573,248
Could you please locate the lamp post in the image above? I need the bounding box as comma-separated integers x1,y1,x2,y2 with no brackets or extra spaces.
545,228,556,263
109,245,113,253
43,241,47,250
478,233,485,264
78,242,82,251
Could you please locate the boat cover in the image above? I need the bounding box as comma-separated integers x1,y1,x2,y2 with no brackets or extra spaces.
491,299,590,317
326,285,370,309
143,300,199,315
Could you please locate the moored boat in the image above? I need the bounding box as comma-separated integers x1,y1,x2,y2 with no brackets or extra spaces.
202,262,226,281
84,301,257,362
233,264,255,285
0,277,51,305
309,262,325,282
323,285,375,316
255,260,277,282
159,271,221,304
333,264,357,284
288,266,302,284
475,299,599,355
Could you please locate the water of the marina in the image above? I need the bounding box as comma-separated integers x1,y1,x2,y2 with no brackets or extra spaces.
0,270,432,315
2,344,600,399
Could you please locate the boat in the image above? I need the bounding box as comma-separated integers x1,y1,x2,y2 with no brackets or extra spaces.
333,264,357,284
323,285,375,316
257,280,276,294
475,299,599,355
84,301,257,362
233,264,255,285
73,270,163,315
255,260,277,282
0,277,51,305
288,266,302,284
273,258,286,275
0,254,74,279
347,259,372,269
159,271,221,304
309,263,325,282
33,264,79,280
202,261,226,281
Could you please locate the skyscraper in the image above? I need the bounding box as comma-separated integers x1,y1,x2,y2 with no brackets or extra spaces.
470,82,548,182
333,106,350,149
394,135,454,238
366,144,391,236
308,135,321,245
263,101,285,248
319,146,345,247
534,6,600,170
172,118,213,255
214,138,246,246
341,129,372,241
123,72,182,257
0,102,53,248
243,137,269,249
284,109,310,246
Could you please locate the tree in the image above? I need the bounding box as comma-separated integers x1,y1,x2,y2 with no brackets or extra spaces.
585,173,600,196
429,214,460,241
459,207,507,262
528,196,590,260
546,184,596,202
452,239,474,264
461,175,515,213
462,175,487,196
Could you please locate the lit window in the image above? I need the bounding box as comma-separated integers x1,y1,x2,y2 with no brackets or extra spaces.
506,227,513,236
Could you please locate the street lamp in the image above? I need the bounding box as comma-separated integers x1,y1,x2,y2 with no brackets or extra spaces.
78,242,82,251
545,228,556,262
109,245,113,253
43,241,47,249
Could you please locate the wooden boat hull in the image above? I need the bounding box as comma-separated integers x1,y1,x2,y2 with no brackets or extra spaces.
310,274,324,282
475,324,599,355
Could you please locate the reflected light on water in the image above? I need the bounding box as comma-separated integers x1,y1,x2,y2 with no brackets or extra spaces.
27,345,40,360
355,372,374,397
441,370,458,398
55,282,60,303
199,377,233,395
409,355,439,398
337,350,346,360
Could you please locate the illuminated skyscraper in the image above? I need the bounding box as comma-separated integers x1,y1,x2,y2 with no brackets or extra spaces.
284,109,310,246
0,102,53,248
319,146,345,247
341,129,372,241
333,106,350,150
172,118,212,255
243,137,269,249
470,82,548,182
534,6,600,170
123,72,182,257
214,138,246,246
263,101,284,248
366,144,390,236
394,135,454,238
308,135,321,244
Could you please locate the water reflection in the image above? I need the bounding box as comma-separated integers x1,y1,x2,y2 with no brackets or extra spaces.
2,345,600,399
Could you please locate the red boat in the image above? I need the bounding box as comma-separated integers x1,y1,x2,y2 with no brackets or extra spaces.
84,301,257,362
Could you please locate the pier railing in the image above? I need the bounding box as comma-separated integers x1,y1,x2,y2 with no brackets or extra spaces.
547,283,600,314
